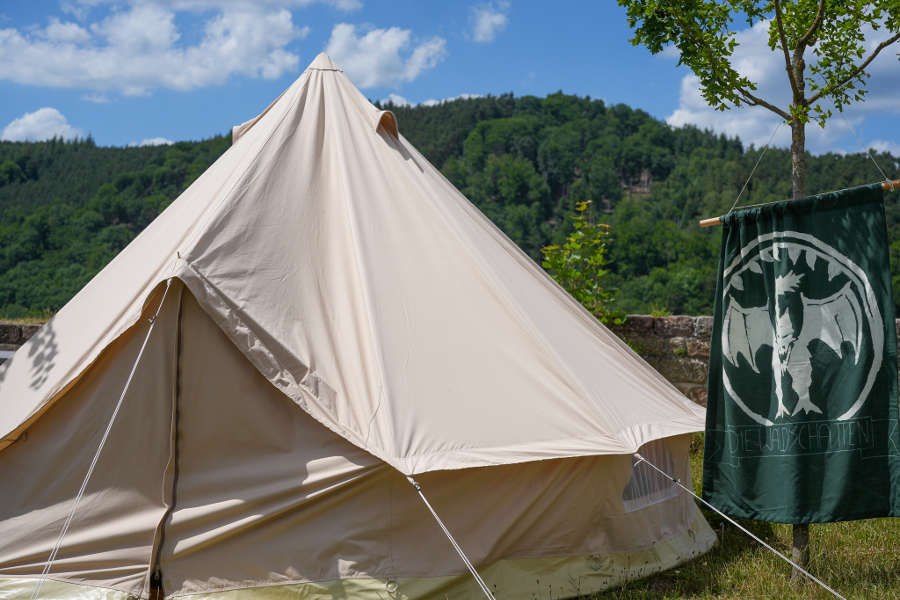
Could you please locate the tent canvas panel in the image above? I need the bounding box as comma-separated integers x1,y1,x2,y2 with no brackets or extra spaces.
0,287,181,597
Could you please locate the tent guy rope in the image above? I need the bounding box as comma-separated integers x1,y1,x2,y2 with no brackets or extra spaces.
633,453,848,600
29,279,174,600
406,476,498,600
699,180,900,227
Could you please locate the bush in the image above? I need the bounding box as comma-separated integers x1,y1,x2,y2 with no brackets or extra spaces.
541,201,623,324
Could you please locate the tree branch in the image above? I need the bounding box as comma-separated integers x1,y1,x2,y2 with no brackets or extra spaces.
737,87,792,120
796,0,826,48
807,31,900,105
773,0,801,99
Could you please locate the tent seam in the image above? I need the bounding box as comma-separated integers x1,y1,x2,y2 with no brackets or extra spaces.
327,75,393,453
147,284,184,598
175,80,308,260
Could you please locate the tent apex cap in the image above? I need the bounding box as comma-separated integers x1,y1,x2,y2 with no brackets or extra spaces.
307,53,342,72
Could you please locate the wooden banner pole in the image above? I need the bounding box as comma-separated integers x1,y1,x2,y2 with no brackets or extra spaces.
699,180,900,228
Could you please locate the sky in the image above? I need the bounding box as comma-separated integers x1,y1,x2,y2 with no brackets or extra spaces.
1,1,899,158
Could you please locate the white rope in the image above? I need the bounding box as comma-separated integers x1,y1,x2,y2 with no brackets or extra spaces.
730,75,896,218
728,120,784,215
30,279,173,600
633,452,847,600
406,476,497,600
850,123,891,183
815,74,891,183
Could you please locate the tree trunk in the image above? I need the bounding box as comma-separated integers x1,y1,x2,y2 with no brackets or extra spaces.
790,118,806,200
791,523,810,581
789,114,809,582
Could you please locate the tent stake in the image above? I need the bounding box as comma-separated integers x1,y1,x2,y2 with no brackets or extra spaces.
699,180,900,227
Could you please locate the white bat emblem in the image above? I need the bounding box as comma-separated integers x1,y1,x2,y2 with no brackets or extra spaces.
722,272,863,419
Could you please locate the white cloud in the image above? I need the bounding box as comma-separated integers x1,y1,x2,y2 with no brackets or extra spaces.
165,0,360,11
330,0,363,11
665,20,900,154
70,0,360,13
41,18,91,43
1,107,85,141
130,137,174,146
470,1,509,43
81,92,110,103
325,23,446,88
60,1,90,21
382,93,410,106
421,93,482,106
0,4,309,95
868,140,900,156
381,93,482,107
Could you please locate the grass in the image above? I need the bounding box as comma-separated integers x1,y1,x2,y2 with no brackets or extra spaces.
0,310,52,325
583,434,900,600
1,317,48,325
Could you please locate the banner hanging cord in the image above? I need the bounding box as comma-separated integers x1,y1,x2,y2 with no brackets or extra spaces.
727,120,784,215
815,74,891,183
845,118,891,183
633,453,847,600
729,74,896,218
406,476,497,600
29,279,173,600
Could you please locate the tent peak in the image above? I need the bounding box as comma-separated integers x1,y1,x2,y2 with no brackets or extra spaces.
307,53,342,72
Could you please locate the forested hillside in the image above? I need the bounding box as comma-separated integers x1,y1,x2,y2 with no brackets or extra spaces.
0,93,897,318
0,136,230,316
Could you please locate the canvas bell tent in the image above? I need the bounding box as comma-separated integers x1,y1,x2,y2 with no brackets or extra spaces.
0,54,715,599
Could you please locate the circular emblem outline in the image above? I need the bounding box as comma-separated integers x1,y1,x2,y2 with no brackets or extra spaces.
721,231,883,425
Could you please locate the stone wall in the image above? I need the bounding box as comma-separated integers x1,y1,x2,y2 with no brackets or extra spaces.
0,323,42,365
608,316,713,406
608,315,900,407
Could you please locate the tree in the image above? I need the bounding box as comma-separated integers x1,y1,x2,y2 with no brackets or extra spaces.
618,1,900,199
618,0,900,577
0,160,25,186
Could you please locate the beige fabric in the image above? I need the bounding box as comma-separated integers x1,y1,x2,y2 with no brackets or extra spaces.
159,294,711,598
1,510,713,600
0,52,704,472
0,289,714,598
0,284,181,597
0,577,133,599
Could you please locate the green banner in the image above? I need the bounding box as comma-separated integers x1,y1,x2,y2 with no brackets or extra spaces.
703,183,900,523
